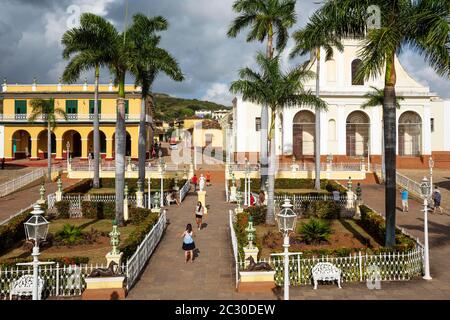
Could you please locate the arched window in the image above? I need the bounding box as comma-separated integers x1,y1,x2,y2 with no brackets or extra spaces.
399,111,422,156
351,59,364,86
346,111,370,156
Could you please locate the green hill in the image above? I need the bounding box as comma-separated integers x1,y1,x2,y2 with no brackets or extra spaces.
153,93,231,122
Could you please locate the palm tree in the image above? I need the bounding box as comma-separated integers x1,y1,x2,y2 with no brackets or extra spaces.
228,0,297,187
29,98,67,182
361,86,403,110
126,14,184,185
290,10,344,190
230,53,327,224
61,13,118,189
304,0,450,246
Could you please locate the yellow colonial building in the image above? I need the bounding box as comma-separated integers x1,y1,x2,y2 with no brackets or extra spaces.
0,80,152,161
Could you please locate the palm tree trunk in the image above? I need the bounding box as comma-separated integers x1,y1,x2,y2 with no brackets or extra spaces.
384,54,397,247
138,93,147,186
93,66,101,188
261,24,274,191
265,108,276,226
115,75,126,226
314,48,321,190
47,123,52,182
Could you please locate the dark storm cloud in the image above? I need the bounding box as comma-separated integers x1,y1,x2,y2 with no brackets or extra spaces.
0,0,448,104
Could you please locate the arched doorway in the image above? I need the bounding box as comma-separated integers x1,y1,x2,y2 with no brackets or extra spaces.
11,130,31,159
112,131,132,158
37,130,56,159
63,130,82,158
87,130,107,157
292,110,315,159
346,111,370,157
399,111,422,156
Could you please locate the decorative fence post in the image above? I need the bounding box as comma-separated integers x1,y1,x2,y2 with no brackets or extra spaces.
136,179,144,208
243,216,258,268
359,251,363,282
229,173,237,202
105,222,123,272
38,184,46,205
55,176,63,202
124,184,129,221
355,183,362,217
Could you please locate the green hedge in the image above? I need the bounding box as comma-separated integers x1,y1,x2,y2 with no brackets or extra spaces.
239,178,346,193
119,211,160,260
0,256,89,268
81,202,115,219
242,206,266,225
129,207,152,225
0,209,32,255
55,201,70,218
63,179,92,194
300,201,341,219
359,205,416,251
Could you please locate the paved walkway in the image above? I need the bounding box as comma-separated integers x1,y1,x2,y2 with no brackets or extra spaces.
127,171,275,300
0,174,80,223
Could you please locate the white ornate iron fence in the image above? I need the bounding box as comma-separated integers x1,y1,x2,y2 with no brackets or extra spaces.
0,168,46,198
229,210,239,288
0,263,127,299
273,194,351,209
179,179,190,202
126,210,167,290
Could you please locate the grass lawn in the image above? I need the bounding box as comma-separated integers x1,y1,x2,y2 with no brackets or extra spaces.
255,218,381,259
0,219,136,265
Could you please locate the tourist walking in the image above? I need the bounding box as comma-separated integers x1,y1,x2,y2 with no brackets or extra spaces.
191,174,198,191
181,224,195,263
250,193,256,206
401,188,409,212
432,186,443,214
195,201,204,230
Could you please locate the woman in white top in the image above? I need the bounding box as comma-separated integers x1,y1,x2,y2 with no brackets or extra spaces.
181,224,195,263
195,201,204,230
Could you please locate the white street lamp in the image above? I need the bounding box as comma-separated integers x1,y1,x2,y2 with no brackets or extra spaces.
245,159,251,206
23,204,50,300
420,177,432,280
428,156,434,191
276,198,297,300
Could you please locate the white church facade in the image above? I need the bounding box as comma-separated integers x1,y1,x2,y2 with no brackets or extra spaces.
228,39,450,169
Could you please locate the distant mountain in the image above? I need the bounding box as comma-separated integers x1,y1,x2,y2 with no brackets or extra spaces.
153,93,231,122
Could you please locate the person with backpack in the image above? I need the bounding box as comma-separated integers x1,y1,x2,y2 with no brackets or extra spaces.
432,186,443,214
181,224,196,263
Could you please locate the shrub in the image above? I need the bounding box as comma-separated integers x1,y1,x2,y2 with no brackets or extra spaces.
298,219,332,244
359,205,416,250
54,224,83,245
129,207,152,225
0,209,31,255
120,212,160,260
243,206,266,225
55,201,70,218
300,201,340,219
64,179,92,194
81,202,115,219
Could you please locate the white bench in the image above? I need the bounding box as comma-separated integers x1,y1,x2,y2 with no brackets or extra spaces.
10,275,45,300
311,262,342,290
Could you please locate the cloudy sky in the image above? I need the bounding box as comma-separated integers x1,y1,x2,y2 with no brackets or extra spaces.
0,0,448,106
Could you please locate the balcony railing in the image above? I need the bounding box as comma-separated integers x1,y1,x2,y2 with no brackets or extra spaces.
0,113,142,122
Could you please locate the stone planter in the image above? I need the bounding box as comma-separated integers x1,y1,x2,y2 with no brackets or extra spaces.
82,276,126,300
237,271,276,293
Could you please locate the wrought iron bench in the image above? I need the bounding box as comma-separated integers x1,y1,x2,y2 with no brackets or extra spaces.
9,275,45,300
311,262,342,289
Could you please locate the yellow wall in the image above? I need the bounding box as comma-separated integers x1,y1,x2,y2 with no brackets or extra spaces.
193,128,223,148
183,118,203,129
3,124,140,160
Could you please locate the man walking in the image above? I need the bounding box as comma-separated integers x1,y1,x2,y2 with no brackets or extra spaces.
401,188,409,213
